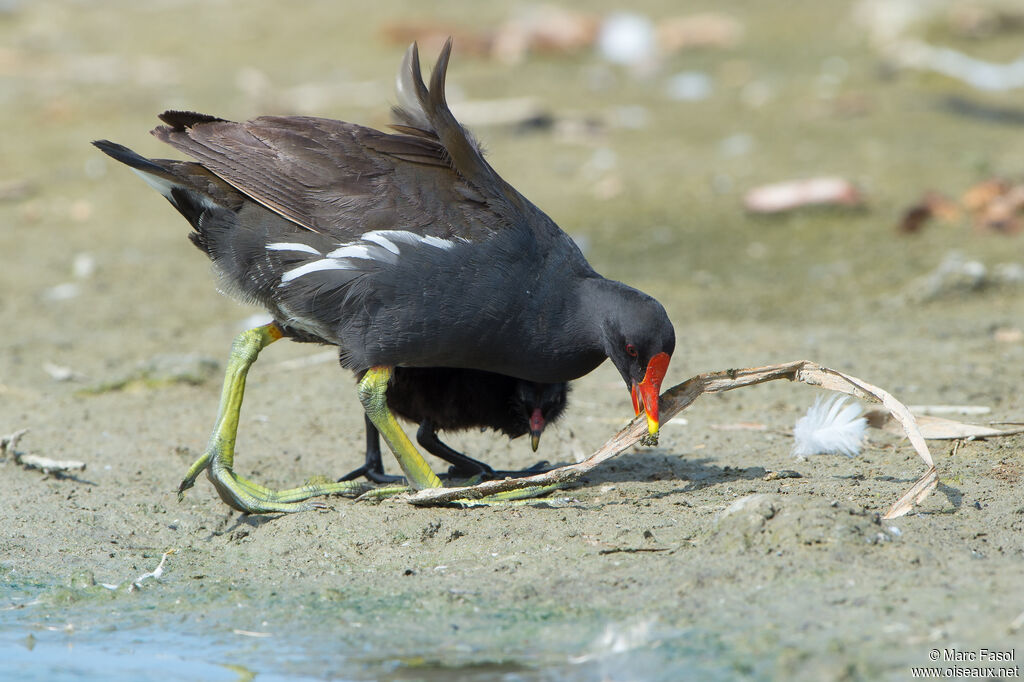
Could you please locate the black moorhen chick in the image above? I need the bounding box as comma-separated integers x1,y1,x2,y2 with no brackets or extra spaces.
93,40,675,513
340,367,569,483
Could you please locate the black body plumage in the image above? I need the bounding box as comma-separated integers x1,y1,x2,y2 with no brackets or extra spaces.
93,40,675,450
344,367,569,481
385,367,567,438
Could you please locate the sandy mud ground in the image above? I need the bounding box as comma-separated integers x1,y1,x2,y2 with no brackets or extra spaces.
2,1,1023,680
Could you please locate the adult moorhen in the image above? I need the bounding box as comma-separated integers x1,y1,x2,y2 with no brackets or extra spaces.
341,367,568,483
93,39,675,514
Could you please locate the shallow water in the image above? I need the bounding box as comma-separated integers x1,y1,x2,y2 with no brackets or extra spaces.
1,579,743,681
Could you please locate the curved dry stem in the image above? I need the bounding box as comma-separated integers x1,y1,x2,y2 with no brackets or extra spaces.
406,360,938,518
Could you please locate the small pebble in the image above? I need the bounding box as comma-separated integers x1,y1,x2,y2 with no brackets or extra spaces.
666,71,712,101
598,13,656,66
72,253,96,279
764,470,803,481
42,283,81,302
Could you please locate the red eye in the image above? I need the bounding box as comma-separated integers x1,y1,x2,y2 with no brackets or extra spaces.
626,343,638,358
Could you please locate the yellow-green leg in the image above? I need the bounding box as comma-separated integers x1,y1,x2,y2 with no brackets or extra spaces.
353,371,559,504
358,367,442,491
177,323,364,513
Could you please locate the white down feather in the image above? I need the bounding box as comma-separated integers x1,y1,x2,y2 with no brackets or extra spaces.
792,394,867,459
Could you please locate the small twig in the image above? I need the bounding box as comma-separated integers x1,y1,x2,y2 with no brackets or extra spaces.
100,549,176,592
2,429,87,474
0,428,29,458
19,454,87,474
131,548,174,589
43,363,87,382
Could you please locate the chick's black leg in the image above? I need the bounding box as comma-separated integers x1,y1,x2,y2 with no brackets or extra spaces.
415,420,552,480
337,416,406,484
416,420,493,478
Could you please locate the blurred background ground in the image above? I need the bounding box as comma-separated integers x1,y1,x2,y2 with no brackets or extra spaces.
1,1,1023,680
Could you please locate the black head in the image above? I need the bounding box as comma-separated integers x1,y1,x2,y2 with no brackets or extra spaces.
510,381,570,451
599,287,676,435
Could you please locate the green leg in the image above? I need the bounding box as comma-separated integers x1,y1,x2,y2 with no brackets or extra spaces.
177,323,364,513
358,367,442,491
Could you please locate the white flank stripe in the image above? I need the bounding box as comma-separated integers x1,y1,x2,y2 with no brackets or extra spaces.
361,232,401,255
420,235,454,249
373,230,455,251
381,230,419,242
281,259,350,283
325,244,374,260
267,242,321,255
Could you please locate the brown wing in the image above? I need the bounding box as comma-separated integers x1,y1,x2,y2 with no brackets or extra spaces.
150,40,544,244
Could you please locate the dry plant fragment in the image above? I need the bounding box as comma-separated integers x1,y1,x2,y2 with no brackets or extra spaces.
973,184,1024,234
1,428,87,475
0,428,29,458
17,454,87,475
381,11,741,65
898,191,960,233
406,361,937,519
99,549,175,592
743,177,863,214
865,410,1024,440
657,13,743,53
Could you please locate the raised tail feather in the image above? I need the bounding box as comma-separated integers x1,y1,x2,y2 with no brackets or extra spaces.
391,39,496,189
